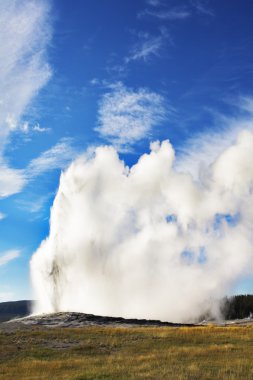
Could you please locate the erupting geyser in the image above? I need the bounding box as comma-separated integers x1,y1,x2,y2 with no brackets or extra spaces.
31,131,253,322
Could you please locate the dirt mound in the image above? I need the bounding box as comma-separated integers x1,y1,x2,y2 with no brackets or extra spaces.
4,312,195,328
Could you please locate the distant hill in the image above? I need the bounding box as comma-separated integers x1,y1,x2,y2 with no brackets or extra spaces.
0,300,32,322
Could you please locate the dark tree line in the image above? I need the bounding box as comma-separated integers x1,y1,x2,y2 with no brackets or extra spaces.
221,295,253,320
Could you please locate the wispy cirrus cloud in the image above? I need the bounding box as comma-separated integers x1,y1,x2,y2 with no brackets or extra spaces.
95,83,168,148
0,137,79,204
0,0,51,144
125,29,170,64
0,250,20,267
27,138,80,178
0,166,25,198
104,28,170,76
0,212,6,220
190,0,214,16
140,0,214,20
176,96,253,179
20,122,51,134
146,0,162,6
10,138,80,217
139,6,191,20
0,0,52,198
33,124,51,133
17,193,54,218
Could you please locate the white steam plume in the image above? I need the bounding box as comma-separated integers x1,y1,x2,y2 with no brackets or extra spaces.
31,130,253,322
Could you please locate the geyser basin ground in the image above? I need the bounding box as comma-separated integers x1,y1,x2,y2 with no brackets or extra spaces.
5,311,253,328
9,311,193,328
1,317,253,379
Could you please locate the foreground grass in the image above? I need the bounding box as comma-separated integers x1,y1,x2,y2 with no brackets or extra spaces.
1,325,253,379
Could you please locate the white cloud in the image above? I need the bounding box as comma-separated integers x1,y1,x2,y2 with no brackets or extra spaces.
0,212,6,220
17,193,54,216
126,36,162,63
0,0,52,198
0,137,79,201
141,1,213,20
0,0,51,137
0,136,80,218
125,29,169,64
27,138,80,178
5,115,17,131
95,83,167,147
105,29,170,75
239,96,253,113
0,250,20,267
146,0,161,6
20,121,29,134
190,0,214,16
32,123,51,133
0,165,26,198
90,78,100,86
140,6,191,20
20,122,51,134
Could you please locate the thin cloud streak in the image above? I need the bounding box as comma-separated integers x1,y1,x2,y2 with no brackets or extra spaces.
0,212,6,220
27,138,80,178
125,29,169,64
0,166,25,198
140,1,214,20
190,0,214,16
139,7,191,20
0,250,20,267
20,122,51,134
0,137,79,203
17,193,53,215
176,97,253,179
125,36,162,63
146,0,161,6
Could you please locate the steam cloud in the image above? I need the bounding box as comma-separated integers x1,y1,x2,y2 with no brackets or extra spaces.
31,131,253,322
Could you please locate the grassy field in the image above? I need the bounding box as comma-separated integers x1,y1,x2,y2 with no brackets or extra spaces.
1,325,253,379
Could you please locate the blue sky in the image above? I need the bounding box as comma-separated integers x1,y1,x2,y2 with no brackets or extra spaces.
1,0,253,301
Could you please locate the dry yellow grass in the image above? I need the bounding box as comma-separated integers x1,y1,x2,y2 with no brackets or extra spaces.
1,325,253,379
